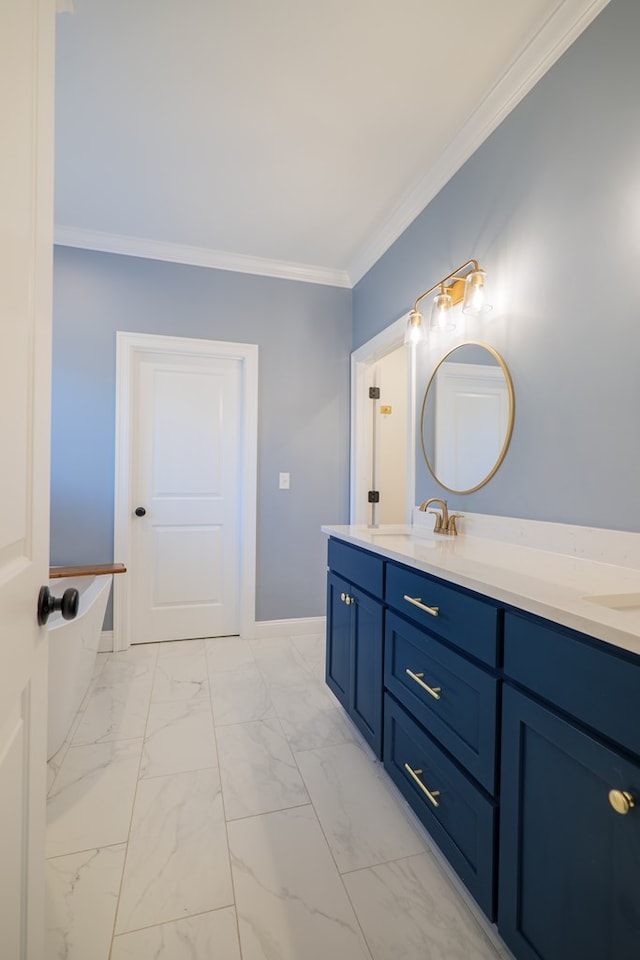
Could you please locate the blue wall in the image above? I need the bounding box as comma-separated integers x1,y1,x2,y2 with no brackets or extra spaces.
51,248,352,624
353,0,640,533
52,0,640,634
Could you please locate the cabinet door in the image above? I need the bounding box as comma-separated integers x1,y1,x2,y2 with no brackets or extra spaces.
351,587,383,756
326,572,351,709
499,684,640,960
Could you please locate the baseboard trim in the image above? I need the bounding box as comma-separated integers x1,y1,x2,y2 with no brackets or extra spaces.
99,630,114,653
252,616,326,640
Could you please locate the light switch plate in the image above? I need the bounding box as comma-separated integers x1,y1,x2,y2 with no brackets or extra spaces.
279,472,290,489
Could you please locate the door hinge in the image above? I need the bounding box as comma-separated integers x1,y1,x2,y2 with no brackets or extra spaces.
368,490,380,503
368,386,380,400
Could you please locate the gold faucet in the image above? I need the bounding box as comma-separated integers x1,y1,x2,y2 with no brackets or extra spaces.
418,498,449,533
447,513,463,536
418,498,462,536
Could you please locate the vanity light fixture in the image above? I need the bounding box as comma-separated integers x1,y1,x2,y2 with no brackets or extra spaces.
404,259,492,345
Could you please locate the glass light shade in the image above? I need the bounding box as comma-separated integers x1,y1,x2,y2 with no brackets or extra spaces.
404,309,427,345
462,269,492,315
430,291,454,331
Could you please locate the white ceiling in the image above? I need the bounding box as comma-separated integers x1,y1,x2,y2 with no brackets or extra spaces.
54,0,609,286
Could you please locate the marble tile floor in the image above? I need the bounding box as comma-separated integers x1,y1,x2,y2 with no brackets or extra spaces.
46,633,512,960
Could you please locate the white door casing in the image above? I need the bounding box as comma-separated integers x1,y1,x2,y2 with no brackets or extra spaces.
114,333,258,648
350,314,415,526
0,1,55,957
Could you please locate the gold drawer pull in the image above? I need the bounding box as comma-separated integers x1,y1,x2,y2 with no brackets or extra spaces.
403,595,439,617
405,668,442,700
404,763,441,808
609,789,635,815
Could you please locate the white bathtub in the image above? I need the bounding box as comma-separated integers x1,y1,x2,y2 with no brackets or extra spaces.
47,574,112,760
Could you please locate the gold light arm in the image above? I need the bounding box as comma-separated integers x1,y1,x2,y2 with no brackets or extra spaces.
412,259,479,313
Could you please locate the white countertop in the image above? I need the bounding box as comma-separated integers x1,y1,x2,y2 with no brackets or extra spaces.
321,523,640,658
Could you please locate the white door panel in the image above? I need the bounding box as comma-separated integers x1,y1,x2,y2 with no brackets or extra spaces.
0,0,54,956
130,352,241,642
153,527,223,604
435,363,509,491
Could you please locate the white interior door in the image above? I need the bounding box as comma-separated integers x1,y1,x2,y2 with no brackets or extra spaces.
129,350,243,643
0,1,54,957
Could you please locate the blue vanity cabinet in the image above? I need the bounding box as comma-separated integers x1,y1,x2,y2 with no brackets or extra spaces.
325,570,351,710
384,692,497,918
350,586,384,755
325,534,640,957
385,562,499,667
382,559,501,920
384,610,499,794
326,540,384,757
499,612,640,959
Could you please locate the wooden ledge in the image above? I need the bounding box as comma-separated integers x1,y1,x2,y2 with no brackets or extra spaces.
49,562,126,579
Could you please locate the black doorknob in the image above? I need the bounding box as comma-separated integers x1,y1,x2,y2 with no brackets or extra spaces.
134,506,146,517
37,586,79,626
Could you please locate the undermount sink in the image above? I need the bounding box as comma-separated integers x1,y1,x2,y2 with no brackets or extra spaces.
584,592,640,611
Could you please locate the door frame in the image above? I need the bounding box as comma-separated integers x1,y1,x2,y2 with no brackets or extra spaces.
113,331,258,649
350,314,416,525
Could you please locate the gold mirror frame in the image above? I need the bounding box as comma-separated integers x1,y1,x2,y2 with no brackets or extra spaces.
420,341,515,495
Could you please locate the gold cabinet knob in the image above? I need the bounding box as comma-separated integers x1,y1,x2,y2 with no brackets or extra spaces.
340,592,346,602
608,789,635,815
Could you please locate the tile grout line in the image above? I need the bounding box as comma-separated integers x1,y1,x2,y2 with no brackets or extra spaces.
107,641,160,960
105,904,238,943
250,634,376,960
250,633,505,958
45,839,129,862
205,635,245,959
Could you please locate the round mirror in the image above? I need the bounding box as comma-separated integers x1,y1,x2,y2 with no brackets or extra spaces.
420,342,514,494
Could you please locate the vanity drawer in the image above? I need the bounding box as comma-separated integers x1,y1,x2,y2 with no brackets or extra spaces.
384,693,496,919
384,612,498,794
327,537,384,597
385,562,499,666
504,611,640,759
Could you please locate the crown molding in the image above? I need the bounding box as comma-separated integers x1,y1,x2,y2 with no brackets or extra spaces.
53,226,352,289
347,0,612,285
55,0,610,291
